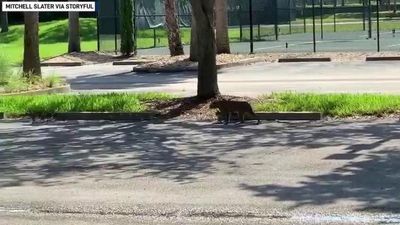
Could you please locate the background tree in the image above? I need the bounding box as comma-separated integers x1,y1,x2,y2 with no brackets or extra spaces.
165,0,184,56
189,12,198,61
23,0,41,77
68,0,81,53
191,0,219,99
120,0,134,56
0,0,9,33
215,0,230,54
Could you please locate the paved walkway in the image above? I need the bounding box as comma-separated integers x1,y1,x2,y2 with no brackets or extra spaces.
1,119,400,224
43,61,400,97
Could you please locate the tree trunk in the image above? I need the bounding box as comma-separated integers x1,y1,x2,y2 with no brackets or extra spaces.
215,0,230,54
23,1,41,77
191,0,219,99
189,13,199,61
165,0,184,56
120,0,134,56
0,0,9,33
68,0,81,53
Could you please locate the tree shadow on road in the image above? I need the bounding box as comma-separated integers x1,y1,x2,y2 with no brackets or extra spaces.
240,120,400,213
68,70,195,91
1,119,400,214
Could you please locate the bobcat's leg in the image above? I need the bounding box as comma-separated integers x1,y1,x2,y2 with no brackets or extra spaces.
240,112,245,123
254,113,261,125
224,112,230,125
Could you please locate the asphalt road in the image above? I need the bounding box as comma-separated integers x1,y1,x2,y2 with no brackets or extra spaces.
1,119,400,224
43,61,400,97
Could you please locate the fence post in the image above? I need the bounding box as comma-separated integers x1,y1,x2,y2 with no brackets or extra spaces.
239,2,243,42
368,0,372,38
249,0,254,54
334,0,337,32
312,0,316,52
288,0,292,34
153,28,157,48
133,0,137,54
114,0,118,54
97,3,100,51
320,0,323,39
274,0,279,40
362,0,366,31
376,0,380,52
303,0,306,33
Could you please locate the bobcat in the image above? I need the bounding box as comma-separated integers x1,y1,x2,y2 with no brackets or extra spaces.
210,100,260,125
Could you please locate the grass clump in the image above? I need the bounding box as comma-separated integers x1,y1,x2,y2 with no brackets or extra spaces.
0,56,64,93
0,93,173,117
255,93,400,117
0,55,11,84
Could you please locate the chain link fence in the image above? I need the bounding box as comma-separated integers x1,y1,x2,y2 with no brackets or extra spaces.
97,0,400,53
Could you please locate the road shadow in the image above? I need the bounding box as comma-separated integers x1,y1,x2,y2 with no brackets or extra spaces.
240,120,400,213
1,119,400,214
67,70,195,91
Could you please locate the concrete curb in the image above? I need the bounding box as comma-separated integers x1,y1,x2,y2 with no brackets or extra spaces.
278,58,331,63
41,62,83,67
132,58,265,73
133,66,197,73
113,60,155,66
53,111,321,121
217,112,322,121
255,112,322,120
53,112,160,121
0,85,71,96
366,56,400,61
216,58,266,69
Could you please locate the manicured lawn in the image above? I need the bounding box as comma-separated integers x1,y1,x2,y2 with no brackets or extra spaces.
1,13,399,63
2,92,400,119
255,93,400,117
0,18,98,65
0,93,173,117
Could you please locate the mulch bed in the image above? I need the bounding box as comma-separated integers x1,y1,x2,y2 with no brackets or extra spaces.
147,95,255,120
42,51,400,67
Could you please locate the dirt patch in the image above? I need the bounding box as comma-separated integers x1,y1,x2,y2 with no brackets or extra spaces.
134,54,264,71
147,95,255,121
42,51,130,65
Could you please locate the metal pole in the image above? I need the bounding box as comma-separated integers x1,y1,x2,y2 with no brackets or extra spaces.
376,0,380,51
153,28,157,47
133,0,137,54
312,0,316,52
303,0,306,33
96,1,100,51
368,0,372,38
274,0,279,40
249,0,254,54
114,0,118,54
320,0,323,39
258,24,261,40
239,2,243,42
334,0,337,32
288,0,292,34
362,0,366,31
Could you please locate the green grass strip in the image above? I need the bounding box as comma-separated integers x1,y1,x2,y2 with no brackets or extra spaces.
255,93,400,118
0,93,173,117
